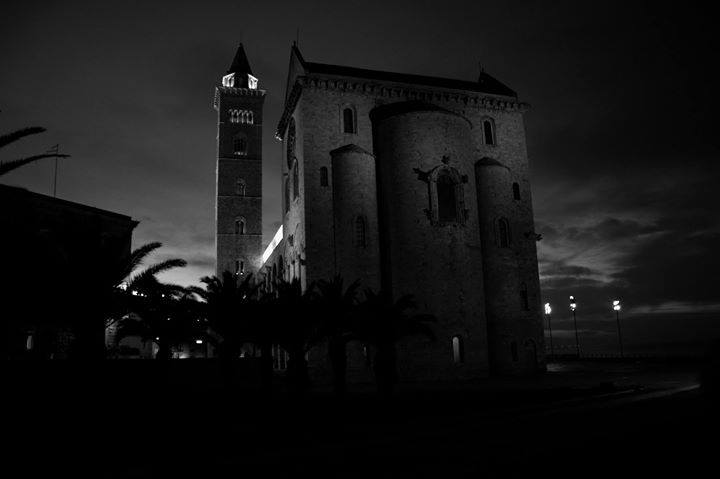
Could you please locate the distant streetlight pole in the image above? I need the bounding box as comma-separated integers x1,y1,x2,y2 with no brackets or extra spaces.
570,296,580,358
613,299,624,358
544,302,554,358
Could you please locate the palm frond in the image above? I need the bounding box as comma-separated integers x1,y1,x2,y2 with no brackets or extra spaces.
0,127,46,149
0,153,70,176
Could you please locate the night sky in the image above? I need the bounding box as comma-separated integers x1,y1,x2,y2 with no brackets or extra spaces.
2,0,718,353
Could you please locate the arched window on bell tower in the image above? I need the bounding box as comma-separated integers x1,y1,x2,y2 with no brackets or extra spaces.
236,178,246,196
497,217,511,247
233,133,248,156
235,217,246,235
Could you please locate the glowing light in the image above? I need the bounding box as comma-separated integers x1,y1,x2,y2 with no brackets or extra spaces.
613,300,621,311
544,303,552,315
569,295,577,311
118,282,128,291
248,74,258,89
261,225,284,264
155,337,160,341
222,73,235,87
195,339,203,345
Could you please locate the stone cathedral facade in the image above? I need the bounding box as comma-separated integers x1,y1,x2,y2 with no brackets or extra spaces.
215,44,545,376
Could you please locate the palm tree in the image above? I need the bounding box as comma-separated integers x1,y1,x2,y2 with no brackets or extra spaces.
115,280,199,360
353,289,436,397
71,241,186,360
315,276,361,397
267,279,322,396
0,126,70,176
189,271,260,387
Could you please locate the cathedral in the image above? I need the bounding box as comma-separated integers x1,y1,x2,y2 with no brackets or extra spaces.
214,43,544,377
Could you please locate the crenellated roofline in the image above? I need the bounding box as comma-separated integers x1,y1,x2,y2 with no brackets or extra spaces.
213,86,266,110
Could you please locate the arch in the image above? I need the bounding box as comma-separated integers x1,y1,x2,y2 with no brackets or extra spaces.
286,117,296,169
320,166,329,187
235,217,246,235
233,133,248,156
512,182,521,200
236,178,246,196
342,106,356,134
437,172,458,222
451,335,464,364
355,215,367,247
428,165,465,225
497,217,511,247
482,117,496,145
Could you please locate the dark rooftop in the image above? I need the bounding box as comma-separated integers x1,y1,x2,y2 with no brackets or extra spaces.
299,48,516,97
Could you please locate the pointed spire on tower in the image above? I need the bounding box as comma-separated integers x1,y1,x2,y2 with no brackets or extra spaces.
227,43,254,76
222,43,258,89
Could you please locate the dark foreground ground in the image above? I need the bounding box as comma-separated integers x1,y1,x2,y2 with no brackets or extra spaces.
8,359,719,478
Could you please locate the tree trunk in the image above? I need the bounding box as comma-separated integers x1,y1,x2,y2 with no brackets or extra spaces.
373,343,398,398
328,336,347,398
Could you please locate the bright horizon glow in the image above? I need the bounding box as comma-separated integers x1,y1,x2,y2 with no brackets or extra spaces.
261,225,283,264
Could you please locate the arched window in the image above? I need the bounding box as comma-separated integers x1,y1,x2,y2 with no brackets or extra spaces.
512,182,521,200
343,107,355,134
292,160,299,199
437,173,457,223
511,341,519,362
520,282,529,310
235,218,245,235
236,178,246,196
498,218,511,247
286,118,296,169
483,118,496,145
451,336,464,364
355,216,366,247
320,166,329,187
233,135,247,156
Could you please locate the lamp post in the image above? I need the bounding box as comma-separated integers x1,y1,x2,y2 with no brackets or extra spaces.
544,303,554,358
613,299,624,358
570,296,580,358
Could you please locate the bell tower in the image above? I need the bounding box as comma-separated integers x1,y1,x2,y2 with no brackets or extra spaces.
213,44,265,277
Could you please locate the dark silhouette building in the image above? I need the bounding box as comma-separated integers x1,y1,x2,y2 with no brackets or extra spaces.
0,184,137,359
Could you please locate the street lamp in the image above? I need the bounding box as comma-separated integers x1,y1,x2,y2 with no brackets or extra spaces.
544,303,554,358
613,299,624,358
570,296,580,358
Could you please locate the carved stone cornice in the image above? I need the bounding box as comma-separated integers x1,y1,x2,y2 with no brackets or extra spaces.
213,86,266,110
275,75,529,139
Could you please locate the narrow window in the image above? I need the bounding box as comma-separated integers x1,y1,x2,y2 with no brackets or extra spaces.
452,336,464,364
512,182,521,200
293,161,299,199
320,166,329,187
483,119,495,145
520,283,529,310
235,218,245,235
236,178,246,196
343,107,355,133
233,136,247,156
437,174,457,222
272,264,277,283
511,341,519,362
498,218,511,247
284,178,290,213
26,333,34,351
355,216,366,247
